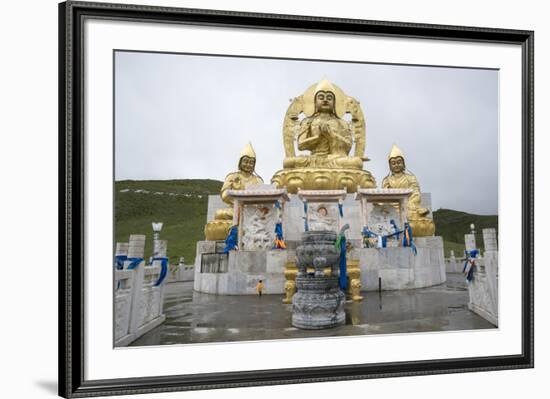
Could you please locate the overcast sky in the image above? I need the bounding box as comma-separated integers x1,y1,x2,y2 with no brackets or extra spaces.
115,51,498,215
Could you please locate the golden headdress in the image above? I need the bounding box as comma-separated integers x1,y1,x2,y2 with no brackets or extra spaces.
388,144,405,161
239,142,256,160
302,78,346,118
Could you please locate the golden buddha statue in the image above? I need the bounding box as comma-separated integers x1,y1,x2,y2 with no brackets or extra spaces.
382,144,435,237
271,79,376,193
204,143,264,240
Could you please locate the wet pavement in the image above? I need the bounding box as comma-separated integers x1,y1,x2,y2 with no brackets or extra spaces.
130,273,495,346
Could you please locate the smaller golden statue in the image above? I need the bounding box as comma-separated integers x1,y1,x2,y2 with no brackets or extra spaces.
204,143,264,240
382,144,435,237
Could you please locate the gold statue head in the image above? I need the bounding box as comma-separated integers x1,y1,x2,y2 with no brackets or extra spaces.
314,79,337,114
238,142,257,174
388,144,406,174
303,79,346,118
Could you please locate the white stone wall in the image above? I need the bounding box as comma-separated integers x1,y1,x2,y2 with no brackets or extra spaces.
355,236,446,291
194,245,292,295
194,236,446,295
201,192,445,295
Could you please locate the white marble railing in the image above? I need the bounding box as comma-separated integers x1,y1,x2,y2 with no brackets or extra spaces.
114,235,167,346
167,263,195,282
466,228,498,326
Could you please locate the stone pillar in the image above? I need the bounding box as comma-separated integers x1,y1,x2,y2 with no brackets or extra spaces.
483,228,498,251
128,234,146,259
464,233,476,252
115,242,129,257
153,239,167,258
482,227,498,322
446,249,458,273
127,235,146,334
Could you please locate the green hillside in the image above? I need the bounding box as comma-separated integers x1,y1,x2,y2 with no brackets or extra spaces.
114,179,497,263
433,208,498,257
115,179,222,264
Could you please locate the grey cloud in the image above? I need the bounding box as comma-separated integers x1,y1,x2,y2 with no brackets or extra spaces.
115,51,498,214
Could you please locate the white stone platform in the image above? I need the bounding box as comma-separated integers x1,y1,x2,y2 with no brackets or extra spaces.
193,246,294,295
352,236,446,291
193,236,445,295
195,192,445,295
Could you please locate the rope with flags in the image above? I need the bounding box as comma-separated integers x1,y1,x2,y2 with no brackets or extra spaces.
335,224,350,290
361,222,417,255
463,249,479,282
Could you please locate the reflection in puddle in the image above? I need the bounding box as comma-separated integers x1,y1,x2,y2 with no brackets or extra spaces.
130,274,495,347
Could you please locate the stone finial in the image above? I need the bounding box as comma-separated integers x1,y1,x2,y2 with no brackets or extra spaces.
464,233,476,251
128,234,146,258
482,228,498,252
115,242,129,257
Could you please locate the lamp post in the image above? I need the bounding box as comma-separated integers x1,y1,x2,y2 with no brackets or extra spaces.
152,222,163,241
152,222,163,258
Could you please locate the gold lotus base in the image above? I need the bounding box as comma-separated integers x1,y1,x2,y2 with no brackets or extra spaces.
409,217,436,237
204,219,232,241
271,168,376,194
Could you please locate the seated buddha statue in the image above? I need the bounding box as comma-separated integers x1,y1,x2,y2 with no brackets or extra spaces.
204,143,264,240
382,144,435,237
272,79,376,193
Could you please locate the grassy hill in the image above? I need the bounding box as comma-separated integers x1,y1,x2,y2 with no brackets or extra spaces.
433,208,498,257
115,179,497,263
115,179,222,264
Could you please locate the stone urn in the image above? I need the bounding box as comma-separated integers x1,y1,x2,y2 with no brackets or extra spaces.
295,230,340,277
292,230,346,329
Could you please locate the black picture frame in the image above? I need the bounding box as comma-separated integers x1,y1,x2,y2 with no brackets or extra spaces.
59,1,534,397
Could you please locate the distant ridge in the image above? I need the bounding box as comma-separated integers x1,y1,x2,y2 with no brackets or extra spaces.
433,208,498,256
115,179,497,263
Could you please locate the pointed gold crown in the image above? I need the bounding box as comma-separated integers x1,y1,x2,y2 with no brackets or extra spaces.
303,79,346,118
388,144,405,161
314,78,337,94
239,142,256,159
